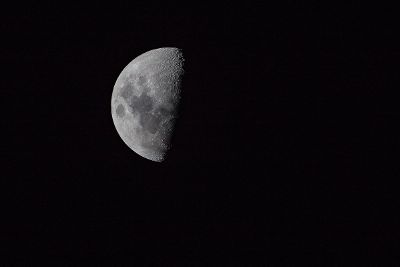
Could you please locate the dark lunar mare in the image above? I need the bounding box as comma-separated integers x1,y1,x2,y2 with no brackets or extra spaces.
140,113,162,134
120,82,134,100
116,104,125,117
118,77,173,135
137,103,173,135
129,93,154,113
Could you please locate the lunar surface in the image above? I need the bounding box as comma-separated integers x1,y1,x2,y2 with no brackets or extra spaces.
111,47,184,162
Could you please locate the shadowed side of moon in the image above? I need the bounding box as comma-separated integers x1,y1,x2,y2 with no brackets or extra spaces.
111,47,184,162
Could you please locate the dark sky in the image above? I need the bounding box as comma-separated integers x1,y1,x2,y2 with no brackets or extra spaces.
2,2,399,265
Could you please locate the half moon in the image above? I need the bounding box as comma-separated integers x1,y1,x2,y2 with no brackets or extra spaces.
111,47,184,162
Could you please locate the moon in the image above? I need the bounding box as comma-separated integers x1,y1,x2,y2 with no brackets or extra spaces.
111,47,184,162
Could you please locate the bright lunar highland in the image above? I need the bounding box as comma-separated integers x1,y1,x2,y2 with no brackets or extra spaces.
111,47,184,162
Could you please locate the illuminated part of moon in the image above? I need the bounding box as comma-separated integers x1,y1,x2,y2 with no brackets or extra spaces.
111,47,184,162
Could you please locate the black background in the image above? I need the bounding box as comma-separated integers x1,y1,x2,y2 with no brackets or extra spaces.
2,2,399,265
